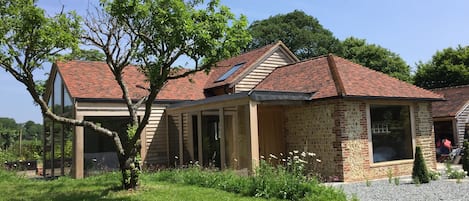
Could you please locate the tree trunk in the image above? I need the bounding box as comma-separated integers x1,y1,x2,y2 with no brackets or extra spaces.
118,153,140,190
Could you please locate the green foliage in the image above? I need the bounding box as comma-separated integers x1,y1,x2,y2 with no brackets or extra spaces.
340,37,411,82
248,10,342,60
365,179,371,187
152,155,348,201
394,177,400,186
59,49,106,61
387,168,393,183
0,0,81,74
463,141,469,175
428,170,441,180
412,146,430,184
0,168,270,201
104,0,251,81
414,45,469,89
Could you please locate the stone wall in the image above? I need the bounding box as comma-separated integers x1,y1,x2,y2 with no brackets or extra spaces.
284,100,437,182
341,100,437,181
284,100,343,180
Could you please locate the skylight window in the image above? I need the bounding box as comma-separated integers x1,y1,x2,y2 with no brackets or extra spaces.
215,62,245,82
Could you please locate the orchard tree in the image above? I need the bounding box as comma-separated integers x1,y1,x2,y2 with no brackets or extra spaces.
95,0,250,189
248,10,342,60
340,37,411,82
0,0,250,190
414,45,469,89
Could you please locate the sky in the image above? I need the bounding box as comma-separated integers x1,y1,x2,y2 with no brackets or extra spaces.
1,0,469,124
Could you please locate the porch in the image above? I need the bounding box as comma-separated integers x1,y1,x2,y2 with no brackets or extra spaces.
166,93,295,172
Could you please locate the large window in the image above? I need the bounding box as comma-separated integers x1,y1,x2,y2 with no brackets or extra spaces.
370,105,413,163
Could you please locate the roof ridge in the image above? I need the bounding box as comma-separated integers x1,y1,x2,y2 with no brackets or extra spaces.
327,54,346,97
331,55,443,99
272,54,330,70
431,84,469,91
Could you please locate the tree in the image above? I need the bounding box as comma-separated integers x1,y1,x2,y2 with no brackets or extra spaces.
247,10,342,60
0,0,249,190
462,141,469,176
413,45,469,89
60,49,106,61
23,120,43,140
340,37,411,82
89,0,250,189
0,118,18,150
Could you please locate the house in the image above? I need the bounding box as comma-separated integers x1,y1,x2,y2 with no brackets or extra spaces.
432,85,469,147
43,41,443,182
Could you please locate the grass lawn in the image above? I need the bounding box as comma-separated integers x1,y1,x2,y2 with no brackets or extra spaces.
0,170,273,201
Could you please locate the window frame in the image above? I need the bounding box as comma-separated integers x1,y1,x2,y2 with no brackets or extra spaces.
366,102,416,166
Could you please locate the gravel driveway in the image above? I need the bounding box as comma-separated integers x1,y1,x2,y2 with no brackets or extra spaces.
328,164,469,201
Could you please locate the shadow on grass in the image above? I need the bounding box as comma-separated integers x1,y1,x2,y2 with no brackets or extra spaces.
0,171,134,201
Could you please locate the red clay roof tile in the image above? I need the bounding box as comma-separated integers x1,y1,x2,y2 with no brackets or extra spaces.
255,55,443,101
432,85,469,118
57,61,148,100
156,70,210,101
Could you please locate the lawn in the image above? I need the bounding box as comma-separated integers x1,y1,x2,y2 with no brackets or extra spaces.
0,170,273,201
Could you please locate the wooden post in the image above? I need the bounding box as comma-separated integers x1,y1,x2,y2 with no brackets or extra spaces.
219,108,226,169
178,113,184,166
197,111,203,164
188,114,194,161
249,101,260,170
72,115,84,179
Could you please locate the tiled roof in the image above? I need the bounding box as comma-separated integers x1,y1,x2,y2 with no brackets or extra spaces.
204,43,278,89
255,55,443,101
57,60,148,100
156,70,210,101
432,85,469,118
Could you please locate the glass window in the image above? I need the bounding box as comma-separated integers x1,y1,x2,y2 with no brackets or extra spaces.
370,105,413,163
53,74,63,115
215,63,245,82
63,87,74,118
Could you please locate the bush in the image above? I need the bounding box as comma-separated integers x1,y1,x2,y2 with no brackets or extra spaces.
462,141,469,176
412,146,430,183
152,151,349,201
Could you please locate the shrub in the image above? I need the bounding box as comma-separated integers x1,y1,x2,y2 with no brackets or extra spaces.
412,146,430,183
152,151,349,201
462,141,469,176
428,170,441,180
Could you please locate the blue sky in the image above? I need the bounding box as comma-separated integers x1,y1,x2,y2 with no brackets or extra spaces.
1,0,469,124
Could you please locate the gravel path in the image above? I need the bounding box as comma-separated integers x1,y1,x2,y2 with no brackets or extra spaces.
327,164,469,201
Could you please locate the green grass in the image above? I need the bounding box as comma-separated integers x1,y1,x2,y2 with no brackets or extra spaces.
0,170,271,201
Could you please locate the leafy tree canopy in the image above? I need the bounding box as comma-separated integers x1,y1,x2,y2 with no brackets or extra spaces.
60,49,106,61
247,10,342,60
414,45,469,89
340,37,411,82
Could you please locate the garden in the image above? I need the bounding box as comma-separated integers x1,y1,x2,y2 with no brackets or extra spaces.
0,151,352,201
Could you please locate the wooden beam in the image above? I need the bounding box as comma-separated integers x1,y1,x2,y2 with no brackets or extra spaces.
167,97,249,114
249,101,260,170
